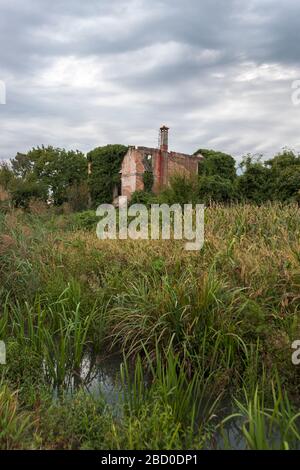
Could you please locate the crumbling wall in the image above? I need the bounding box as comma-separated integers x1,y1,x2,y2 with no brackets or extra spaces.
121,146,202,199
121,147,145,198
166,152,200,182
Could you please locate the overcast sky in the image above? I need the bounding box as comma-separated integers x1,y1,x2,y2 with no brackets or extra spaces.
0,0,300,163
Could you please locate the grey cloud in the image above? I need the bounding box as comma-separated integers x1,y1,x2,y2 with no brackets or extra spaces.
0,0,300,162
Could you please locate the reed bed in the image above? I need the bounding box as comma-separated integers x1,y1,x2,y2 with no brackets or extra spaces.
0,203,299,448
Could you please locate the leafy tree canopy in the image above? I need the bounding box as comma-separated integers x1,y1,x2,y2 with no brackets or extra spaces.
195,149,237,181
237,155,271,204
9,178,48,208
265,149,300,172
198,175,236,204
10,146,87,205
0,162,14,190
266,149,300,203
87,144,128,206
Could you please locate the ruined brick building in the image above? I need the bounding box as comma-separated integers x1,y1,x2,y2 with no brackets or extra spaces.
120,126,203,199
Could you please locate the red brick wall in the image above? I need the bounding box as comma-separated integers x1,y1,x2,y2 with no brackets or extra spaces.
166,152,200,183
121,147,145,198
121,147,202,199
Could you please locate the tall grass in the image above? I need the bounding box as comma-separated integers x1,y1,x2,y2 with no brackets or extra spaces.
0,203,300,448
221,377,300,450
110,267,241,356
2,283,108,389
0,383,33,449
120,343,223,448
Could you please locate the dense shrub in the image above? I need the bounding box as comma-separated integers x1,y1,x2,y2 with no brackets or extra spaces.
237,156,272,204
66,182,90,212
198,175,236,204
196,148,237,181
160,174,199,205
10,147,88,206
9,178,48,208
66,210,99,231
143,171,154,193
87,145,128,206
129,190,156,206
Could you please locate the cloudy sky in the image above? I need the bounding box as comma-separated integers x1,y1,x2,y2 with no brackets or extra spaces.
0,0,300,163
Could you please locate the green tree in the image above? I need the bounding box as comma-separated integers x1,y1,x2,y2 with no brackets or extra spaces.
10,146,87,206
198,175,236,204
237,155,271,204
266,149,300,172
9,177,48,208
87,145,128,206
11,153,33,178
265,149,300,203
0,163,14,190
195,149,237,181
273,167,300,203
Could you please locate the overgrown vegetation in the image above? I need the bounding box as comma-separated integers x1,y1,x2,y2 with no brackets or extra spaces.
130,149,300,206
2,146,300,212
0,203,299,449
0,144,128,211
87,145,128,206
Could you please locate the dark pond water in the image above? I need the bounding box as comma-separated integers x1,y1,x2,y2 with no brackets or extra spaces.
60,354,244,448
62,353,127,405
55,355,296,450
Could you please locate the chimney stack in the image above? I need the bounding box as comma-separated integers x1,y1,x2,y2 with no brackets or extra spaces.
160,125,169,152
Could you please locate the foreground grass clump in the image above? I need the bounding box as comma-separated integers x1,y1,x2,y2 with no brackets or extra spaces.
221,374,300,450
0,203,299,449
0,383,34,449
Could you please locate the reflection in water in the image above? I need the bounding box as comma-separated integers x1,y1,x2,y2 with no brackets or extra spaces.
80,354,125,405
68,355,246,449
54,355,297,450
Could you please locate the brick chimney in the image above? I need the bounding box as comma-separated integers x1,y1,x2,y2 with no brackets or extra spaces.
160,125,169,152
157,125,169,188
